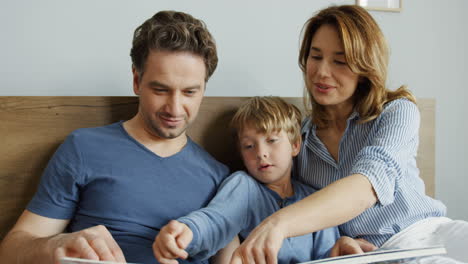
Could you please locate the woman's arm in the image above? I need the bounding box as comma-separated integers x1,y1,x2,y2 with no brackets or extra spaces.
229,173,377,264
210,236,240,264
279,173,376,237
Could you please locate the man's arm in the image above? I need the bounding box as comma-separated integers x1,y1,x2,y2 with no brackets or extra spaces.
0,210,125,264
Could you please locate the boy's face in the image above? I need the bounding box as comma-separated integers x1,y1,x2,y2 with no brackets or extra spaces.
239,127,300,187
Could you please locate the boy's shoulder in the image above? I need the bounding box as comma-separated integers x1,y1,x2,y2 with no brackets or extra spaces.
218,170,267,193
223,171,257,186
292,179,318,197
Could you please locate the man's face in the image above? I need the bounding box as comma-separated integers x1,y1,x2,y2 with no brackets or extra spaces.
133,50,206,140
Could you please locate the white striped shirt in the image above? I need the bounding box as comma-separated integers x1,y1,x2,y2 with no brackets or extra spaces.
294,98,446,247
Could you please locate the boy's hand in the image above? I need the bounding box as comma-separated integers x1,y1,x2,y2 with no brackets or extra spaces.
330,236,377,257
153,220,193,264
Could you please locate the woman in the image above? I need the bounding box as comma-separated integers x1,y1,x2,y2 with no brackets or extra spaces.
230,5,468,264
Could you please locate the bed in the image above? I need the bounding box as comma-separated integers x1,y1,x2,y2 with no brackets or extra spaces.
0,96,435,240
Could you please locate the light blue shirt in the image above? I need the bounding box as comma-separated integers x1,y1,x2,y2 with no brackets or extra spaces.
178,171,339,263
294,99,446,247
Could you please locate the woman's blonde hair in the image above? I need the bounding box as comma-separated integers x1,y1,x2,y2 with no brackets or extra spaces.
298,5,415,128
230,96,302,144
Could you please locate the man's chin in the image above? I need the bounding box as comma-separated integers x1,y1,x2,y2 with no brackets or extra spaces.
147,121,188,140
161,133,183,139
157,127,187,139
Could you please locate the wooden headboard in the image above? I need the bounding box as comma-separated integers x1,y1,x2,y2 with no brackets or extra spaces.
0,96,435,240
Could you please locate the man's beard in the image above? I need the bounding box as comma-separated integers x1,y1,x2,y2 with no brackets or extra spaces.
146,116,188,139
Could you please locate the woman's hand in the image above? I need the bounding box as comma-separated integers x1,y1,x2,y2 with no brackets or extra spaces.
330,236,377,257
229,216,286,264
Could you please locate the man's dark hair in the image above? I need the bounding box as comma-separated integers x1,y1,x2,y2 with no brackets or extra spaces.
130,10,218,81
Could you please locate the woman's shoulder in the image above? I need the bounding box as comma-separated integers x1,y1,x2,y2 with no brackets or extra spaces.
300,117,314,135
378,98,420,121
383,98,418,113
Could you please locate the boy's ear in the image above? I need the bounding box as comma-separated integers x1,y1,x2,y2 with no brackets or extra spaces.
292,139,301,157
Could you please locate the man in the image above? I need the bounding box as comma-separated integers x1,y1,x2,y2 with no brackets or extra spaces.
0,10,229,264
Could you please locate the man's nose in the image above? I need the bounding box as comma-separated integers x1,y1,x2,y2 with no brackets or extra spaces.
166,93,183,116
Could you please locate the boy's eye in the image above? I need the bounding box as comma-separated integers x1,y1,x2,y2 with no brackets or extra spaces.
242,144,253,149
267,138,278,143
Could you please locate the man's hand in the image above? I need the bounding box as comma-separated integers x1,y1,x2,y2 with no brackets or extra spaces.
329,236,377,257
51,225,126,264
0,211,126,264
153,220,193,264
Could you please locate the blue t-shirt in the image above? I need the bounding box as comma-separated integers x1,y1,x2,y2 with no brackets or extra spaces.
178,171,339,263
27,122,229,264
295,99,446,247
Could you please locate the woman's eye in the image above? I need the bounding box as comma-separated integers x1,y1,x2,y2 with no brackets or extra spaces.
334,60,347,65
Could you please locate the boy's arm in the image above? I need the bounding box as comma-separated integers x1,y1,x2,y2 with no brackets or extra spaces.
177,172,253,260
0,210,125,264
153,172,253,262
153,223,242,264
153,220,192,264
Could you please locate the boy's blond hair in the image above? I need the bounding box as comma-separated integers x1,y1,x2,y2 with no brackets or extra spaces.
230,96,302,144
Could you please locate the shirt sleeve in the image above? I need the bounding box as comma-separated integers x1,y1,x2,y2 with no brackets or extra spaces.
178,171,254,260
26,133,84,219
350,99,420,207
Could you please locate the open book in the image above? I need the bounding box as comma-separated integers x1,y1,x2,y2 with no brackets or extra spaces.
60,257,140,264
299,245,446,264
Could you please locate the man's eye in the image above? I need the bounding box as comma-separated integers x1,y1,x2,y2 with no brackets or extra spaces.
154,88,168,93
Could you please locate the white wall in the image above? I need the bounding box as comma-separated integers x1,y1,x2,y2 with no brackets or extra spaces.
1,0,467,220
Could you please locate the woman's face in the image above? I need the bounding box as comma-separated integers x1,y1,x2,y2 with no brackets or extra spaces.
306,24,360,110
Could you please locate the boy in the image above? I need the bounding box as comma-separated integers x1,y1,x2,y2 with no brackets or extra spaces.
153,96,367,263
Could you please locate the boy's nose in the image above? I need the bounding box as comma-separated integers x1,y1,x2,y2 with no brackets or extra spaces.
256,146,268,159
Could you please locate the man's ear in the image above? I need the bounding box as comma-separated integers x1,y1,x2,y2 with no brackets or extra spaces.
132,67,140,95
292,138,301,157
